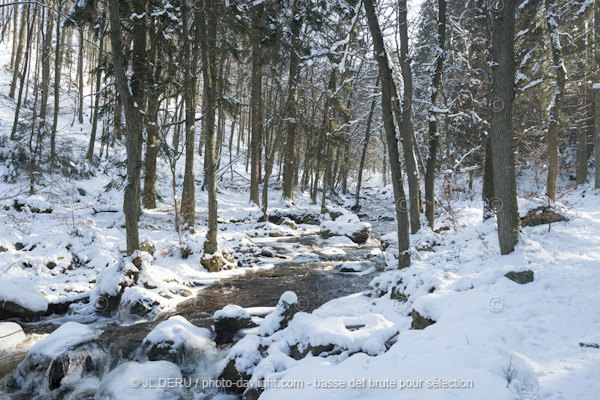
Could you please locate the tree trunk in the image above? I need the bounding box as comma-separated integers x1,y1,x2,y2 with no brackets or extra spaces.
50,0,62,162
397,0,422,234
108,0,143,255
482,137,495,220
86,30,104,161
181,0,202,230
77,26,84,124
37,4,53,153
354,74,380,209
250,3,264,206
544,0,566,201
489,0,520,255
282,10,302,201
364,0,411,268
425,0,446,229
199,0,219,256
9,5,28,99
143,22,161,209
594,0,600,188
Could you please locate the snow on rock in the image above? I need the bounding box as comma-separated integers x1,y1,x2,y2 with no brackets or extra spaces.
320,214,371,244
214,305,254,343
96,361,184,400
0,277,49,320
259,291,298,337
0,322,26,350
283,313,397,357
333,261,375,275
143,316,215,369
28,322,98,359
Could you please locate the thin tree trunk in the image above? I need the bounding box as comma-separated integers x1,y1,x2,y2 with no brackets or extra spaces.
9,5,28,99
364,0,411,268
86,30,104,161
594,0,600,188
250,3,264,206
50,0,62,162
397,0,422,234
355,74,380,209
77,26,84,124
544,0,566,201
282,10,302,201
181,0,201,230
425,0,446,229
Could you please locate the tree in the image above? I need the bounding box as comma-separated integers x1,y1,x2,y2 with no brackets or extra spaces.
282,6,303,202
364,0,411,268
108,0,144,255
424,0,446,229
249,2,265,206
544,0,566,201
595,0,600,189
488,0,520,255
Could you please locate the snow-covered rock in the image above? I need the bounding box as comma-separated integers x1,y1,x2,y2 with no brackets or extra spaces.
214,304,253,343
259,291,298,337
96,361,184,400
143,316,215,370
0,278,48,320
0,322,26,350
320,214,371,244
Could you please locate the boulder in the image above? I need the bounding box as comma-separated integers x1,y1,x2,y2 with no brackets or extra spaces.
214,305,254,344
0,322,26,351
12,322,102,394
259,291,299,337
320,216,371,244
0,278,48,321
504,270,534,285
143,316,215,369
521,206,568,227
276,217,297,230
411,310,436,330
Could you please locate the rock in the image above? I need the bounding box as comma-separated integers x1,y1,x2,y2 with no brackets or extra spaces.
0,245,7,252
13,322,102,394
200,253,226,272
411,310,436,330
259,291,298,336
521,206,568,227
14,242,25,251
0,322,26,350
143,316,215,369
139,240,156,255
268,231,283,238
219,358,250,394
214,305,253,344
0,278,48,321
320,218,371,244
46,261,58,269
259,248,275,257
276,217,297,230
504,270,534,285
390,286,408,302
289,343,336,360
13,199,52,214
243,387,263,400
378,215,395,222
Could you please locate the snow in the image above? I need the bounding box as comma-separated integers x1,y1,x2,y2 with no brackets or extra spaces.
214,304,251,321
143,315,213,350
96,361,184,400
0,278,48,313
28,322,98,358
0,322,26,351
259,291,298,337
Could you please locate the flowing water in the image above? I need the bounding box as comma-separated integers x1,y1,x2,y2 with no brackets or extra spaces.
0,196,396,399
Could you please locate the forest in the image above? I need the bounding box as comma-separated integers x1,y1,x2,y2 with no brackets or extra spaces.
0,0,599,399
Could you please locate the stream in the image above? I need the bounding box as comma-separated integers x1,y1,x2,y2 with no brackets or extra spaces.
0,197,396,399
